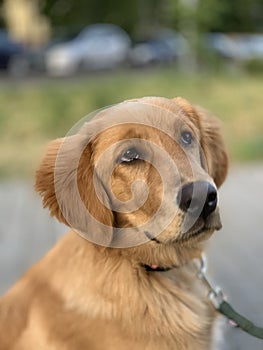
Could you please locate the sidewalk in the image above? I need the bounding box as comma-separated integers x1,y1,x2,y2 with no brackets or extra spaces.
0,164,263,349
207,163,263,349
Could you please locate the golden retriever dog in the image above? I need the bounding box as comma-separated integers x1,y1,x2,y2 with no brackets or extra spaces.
0,97,228,350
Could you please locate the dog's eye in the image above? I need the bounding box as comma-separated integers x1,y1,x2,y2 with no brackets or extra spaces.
180,131,193,146
120,148,141,163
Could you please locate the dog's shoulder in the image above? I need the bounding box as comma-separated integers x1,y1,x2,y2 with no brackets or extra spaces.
0,277,32,349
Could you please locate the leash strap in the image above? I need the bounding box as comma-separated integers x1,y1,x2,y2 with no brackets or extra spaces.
218,300,263,339
195,255,263,340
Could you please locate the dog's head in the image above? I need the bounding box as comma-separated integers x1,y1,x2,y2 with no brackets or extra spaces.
35,97,228,267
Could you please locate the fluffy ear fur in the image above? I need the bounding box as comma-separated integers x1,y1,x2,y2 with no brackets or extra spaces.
35,134,114,245
195,105,228,188
173,97,228,188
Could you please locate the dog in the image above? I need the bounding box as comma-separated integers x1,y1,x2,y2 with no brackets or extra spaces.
0,97,228,350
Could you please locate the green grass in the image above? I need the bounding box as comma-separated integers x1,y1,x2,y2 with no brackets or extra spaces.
0,67,262,178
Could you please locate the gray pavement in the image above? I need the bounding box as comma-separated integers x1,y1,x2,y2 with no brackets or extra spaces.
0,164,263,349
207,164,263,349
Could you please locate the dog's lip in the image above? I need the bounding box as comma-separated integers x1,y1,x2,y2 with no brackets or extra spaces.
176,219,221,243
175,227,211,244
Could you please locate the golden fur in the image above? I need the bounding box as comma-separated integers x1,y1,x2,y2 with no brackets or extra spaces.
0,97,228,350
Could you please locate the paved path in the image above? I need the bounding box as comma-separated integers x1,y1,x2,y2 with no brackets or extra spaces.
0,164,263,349
207,164,263,349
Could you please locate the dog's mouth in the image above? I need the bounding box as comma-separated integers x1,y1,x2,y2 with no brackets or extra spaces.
144,215,221,245
175,216,222,244
176,226,213,244
141,218,221,273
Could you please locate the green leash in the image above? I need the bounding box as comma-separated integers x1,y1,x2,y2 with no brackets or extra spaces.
195,255,263,340
218,300,263,339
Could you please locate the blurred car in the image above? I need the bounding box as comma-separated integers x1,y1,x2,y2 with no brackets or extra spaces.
0,29,25,72
205,33,238,60
233,34,263,60
128,29,189,67
0,28,49,77
45,24,131,76
205,33,263,61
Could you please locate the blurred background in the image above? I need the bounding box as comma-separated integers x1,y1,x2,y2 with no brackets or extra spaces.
0,1,262,349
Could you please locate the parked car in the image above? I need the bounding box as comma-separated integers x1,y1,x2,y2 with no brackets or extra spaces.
129,29,189,67
0,29,25,72
205,33,263,61
45,24,131,76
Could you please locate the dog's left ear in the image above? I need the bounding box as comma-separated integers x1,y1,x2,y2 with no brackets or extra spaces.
173,97,228,188
195,106,228,187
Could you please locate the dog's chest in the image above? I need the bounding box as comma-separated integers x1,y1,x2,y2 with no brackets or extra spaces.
101,270,216,350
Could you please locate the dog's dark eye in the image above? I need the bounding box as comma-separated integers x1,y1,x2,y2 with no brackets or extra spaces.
120,148,141,163
180,131,193,146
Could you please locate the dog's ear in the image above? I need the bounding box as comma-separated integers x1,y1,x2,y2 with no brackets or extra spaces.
35,134,114,245
195,106,228,188
173,97,228,188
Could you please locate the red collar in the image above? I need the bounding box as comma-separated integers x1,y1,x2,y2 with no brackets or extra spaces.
144,264,175,272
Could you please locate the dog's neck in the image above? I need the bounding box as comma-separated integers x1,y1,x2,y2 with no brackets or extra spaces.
38,230,213,346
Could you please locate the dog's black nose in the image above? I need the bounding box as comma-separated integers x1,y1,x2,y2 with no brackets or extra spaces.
177,181,217,220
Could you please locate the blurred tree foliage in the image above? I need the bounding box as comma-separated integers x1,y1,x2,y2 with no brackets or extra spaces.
0,0,262,37
41,0,138,34
41,0,262,36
